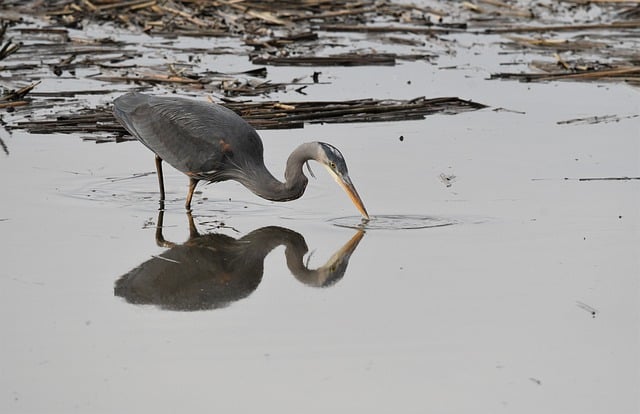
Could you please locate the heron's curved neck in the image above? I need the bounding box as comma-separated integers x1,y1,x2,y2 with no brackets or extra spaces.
243,142,318,202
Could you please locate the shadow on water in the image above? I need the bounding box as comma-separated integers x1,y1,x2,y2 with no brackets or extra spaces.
115,206,365,311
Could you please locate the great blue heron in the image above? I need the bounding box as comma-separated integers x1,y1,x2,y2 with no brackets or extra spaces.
113,92,369,218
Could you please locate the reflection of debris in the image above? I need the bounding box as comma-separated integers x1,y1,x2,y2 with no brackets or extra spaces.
557,114,639,126
576,301,598,318
439,173,457,188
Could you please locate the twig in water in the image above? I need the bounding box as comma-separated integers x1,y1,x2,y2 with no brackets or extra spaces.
576,301,598,318
557,114,639,125
107,171,156,182
0,134,8,155
576,176,640,181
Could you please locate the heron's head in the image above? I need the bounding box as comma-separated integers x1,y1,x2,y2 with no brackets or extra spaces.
317,142,369,220
315,230,365,286
291,230,365,288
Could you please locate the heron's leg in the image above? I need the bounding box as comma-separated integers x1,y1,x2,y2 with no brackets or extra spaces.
154,203,175,248
186,210,200,239
155,155,166,202
185,178,199,211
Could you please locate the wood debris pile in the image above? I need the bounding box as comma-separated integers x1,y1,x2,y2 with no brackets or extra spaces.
9,97,486,142
0,0,638,139
2,0,635,81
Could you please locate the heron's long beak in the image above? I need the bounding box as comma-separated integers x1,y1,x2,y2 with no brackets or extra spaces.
292,230,365,287
327,168,370,219
326,229,365,264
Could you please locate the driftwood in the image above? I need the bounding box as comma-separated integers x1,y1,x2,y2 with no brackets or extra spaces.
483,20,640,34
8,97,487,140
253,53,397,67
557,114,639,125
1,0,638,136
491,63,640,83
569,177,640,181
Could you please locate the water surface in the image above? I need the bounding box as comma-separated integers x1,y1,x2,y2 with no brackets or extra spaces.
1,24,638,414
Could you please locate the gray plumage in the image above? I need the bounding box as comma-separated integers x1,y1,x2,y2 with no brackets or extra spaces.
113,92,369,217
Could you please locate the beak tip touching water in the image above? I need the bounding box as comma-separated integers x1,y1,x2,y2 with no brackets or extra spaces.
357,203,370,221
326,166,369,220
339,175,370,220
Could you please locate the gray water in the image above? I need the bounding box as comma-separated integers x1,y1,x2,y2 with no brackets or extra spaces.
1,22,639,414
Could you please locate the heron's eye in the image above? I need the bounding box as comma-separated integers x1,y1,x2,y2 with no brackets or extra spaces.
330,162,336,169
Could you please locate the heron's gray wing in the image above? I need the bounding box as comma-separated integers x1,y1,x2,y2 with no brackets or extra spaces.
113,92,264,178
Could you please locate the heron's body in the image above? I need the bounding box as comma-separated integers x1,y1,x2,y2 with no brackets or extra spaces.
113,92,368,217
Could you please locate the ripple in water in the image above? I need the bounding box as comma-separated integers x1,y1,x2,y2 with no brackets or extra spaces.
330,215,457,230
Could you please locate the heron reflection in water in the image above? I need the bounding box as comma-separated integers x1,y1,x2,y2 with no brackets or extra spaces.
115,209,365,311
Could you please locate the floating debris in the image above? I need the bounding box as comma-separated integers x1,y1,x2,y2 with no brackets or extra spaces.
1,0,638,138
557,114,639,125
6,96,487,140
491,62,640,83
548,176,640,182
439,173,457,188
576,177,640,182
528,377,542,386
483,20,640,34
576,301,598,318
1,80,40,101
252,53,398,67
223,97,486,129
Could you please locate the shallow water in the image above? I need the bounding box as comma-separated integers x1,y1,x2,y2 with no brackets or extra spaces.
331,214,460,230
1,24,639,414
